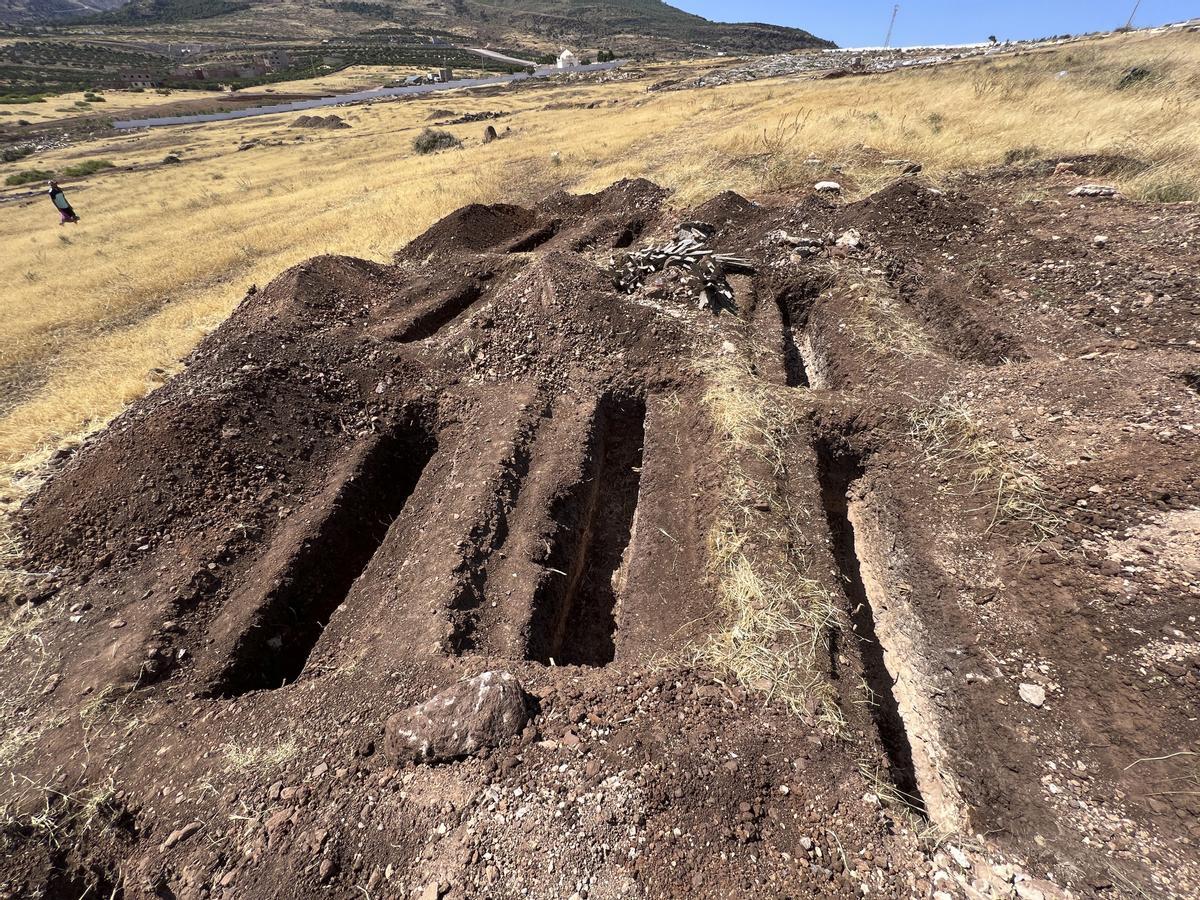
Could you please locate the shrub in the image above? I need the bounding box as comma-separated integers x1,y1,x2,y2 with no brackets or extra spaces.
5,169,55,186
61,159,115,177
1132,178,1198,203
1117,66,1154,89
1003,146,1040,165
1,145,34,163
412,127,461,154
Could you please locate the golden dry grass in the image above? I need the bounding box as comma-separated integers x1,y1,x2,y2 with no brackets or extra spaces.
253,64,494,93
0,67,491,124
1,86,225,122
694,355,844,726
1,28,1198,510
909,394,1064,538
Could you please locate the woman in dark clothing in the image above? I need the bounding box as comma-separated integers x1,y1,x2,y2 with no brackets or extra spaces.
47,180,80,224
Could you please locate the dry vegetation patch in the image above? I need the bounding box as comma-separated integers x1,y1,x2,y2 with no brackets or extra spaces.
909,395,1063,539
1,28,1198,513
695,355,843,727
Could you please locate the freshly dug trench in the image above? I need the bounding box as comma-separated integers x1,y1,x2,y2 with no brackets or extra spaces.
393,282,484,343
777,289,810,388
526,394,646,666
612,218,647,249
817,444,927,814
507,220,561,253
212,421,435,695
775,279,829,388
569,216,648,252
46,872,124,900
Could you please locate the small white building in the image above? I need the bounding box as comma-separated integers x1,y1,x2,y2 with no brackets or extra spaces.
556,49,578,69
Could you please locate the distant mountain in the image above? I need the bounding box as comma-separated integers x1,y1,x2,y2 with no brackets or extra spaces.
450,0,835,53
0,0,834,55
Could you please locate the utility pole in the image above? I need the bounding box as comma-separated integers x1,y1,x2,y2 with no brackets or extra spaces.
884,4,899,48
1123,0,1143,31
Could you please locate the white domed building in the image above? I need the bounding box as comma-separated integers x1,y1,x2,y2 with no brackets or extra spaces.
556,49,579,69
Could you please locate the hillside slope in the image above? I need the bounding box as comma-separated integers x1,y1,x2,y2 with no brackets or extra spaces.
0,0,833,54
0,0,123,19
457,0,833,52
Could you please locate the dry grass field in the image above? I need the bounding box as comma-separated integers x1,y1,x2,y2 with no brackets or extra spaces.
0,86,229,122
275,64,494,92
1,27,1197,515
0,66,492,124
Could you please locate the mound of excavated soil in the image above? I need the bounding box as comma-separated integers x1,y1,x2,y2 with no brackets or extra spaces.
290,114,351,129
3,168,1199,899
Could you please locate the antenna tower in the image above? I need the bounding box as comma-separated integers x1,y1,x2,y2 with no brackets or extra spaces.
1123,0,1143,31
884,4,899,48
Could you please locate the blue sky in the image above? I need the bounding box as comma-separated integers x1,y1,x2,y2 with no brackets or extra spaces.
671,1,1199,47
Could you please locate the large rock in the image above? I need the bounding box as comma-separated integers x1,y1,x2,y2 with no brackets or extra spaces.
385,671,528,764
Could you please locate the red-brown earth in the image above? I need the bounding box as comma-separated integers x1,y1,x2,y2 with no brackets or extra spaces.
1,163,1198,899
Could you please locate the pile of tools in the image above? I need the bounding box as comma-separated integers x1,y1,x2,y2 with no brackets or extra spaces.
612,222,754,313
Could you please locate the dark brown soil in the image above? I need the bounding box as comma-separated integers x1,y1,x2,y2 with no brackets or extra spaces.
3,165,1199,900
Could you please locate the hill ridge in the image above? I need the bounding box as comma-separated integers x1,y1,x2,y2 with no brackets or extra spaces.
0,0,834,54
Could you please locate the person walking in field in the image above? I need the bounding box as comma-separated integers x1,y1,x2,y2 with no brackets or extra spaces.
47,180,80,225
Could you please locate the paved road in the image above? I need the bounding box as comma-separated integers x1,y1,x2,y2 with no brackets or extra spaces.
114,60,623,129
463,47,539,68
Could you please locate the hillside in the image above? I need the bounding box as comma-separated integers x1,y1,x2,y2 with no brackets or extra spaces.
0,0,834,55
0,0,123,21
450,0,834,53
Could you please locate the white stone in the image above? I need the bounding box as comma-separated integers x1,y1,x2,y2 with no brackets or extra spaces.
1019,683,1046,707
1069,184,1119,198
948,845,971,869
835,228,862,249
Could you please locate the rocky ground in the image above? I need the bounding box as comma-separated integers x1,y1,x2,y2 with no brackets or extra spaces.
647,38,1073,92
0,160,1197,899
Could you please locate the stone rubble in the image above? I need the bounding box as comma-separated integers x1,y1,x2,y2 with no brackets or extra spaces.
612,222,754,312
648,36,1090,92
